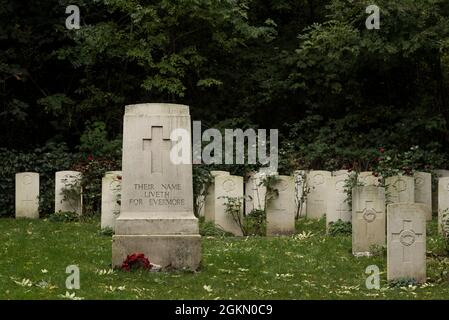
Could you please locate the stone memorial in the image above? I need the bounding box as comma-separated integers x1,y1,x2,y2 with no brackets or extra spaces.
204,171,230,221
306,170,331,219
266,175,295,236
112,103,201,270
101,171,122,231
55,171,82,215
387,203,426,283
414,172,432,220
385,175,414,204
433,170,449,215
214,174,244,236
15,172,39,219
438,177,449,234
358,171,381,187
352,186,386,256
327,171,351,230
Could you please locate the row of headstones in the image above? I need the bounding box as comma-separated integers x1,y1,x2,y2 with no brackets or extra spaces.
14,168,449,237
199,169,447,235
200,169,449,282
200,169,298,236
15,171,122,231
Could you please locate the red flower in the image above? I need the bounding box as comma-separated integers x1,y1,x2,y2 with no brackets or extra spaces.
379,147,385,154
87,154,94,161
121,253,152,271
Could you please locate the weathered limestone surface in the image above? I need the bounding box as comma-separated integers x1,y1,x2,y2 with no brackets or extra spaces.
387,203,427,283
327,171,351,230
112,103,201,270
266,175,295,236
55,171,82,215
101,171,122,230
414,172,432,220
352,186,386,256
306,170,331,219
15,172,39,219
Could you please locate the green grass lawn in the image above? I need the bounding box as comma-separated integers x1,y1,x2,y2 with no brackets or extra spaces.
0,217,449,300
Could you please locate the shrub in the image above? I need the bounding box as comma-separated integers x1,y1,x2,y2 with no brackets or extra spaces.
78,121,122,159
71,156,120,215
219,195,246,234
0,143,75,217
0,138,120,217
243,209,266,236
48,211,79,223
199,218,232,237
328,219,352,236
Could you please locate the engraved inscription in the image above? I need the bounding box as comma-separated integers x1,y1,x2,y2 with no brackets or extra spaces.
313,174,324,185
222,179,236,192
129,183,185,207
393,179,406,192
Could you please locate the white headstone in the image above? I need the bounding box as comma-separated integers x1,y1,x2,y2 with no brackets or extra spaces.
433,170,449,215
294,170,307,218
352,186,386,256
55,171,82,215
112,103,201,270
204,171,230,221
15,172,39,219
306,170,331,219
245,168,278,215
438,177,449,234
101,171,122,230
387,203,426,283
385,175,414,204
266,175,295,236
414,172,432,220
327,172,351,230
358,171,381,186
214,175,244,236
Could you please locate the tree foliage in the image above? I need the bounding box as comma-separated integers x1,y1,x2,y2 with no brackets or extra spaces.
1,0,448,174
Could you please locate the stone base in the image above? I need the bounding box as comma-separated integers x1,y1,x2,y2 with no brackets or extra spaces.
112,235,201,271
115,215,199,235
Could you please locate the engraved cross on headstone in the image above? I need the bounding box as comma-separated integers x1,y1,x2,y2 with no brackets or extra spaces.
22,175,34,204
356,200,378,240
142,126,171,174
391,219,423,263
337,202,349,220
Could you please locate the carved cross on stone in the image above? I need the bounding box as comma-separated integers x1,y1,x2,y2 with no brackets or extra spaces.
391,219,423,263
356,200,379,240
336,202,349,220
142,126,171,174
